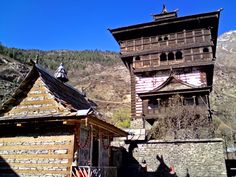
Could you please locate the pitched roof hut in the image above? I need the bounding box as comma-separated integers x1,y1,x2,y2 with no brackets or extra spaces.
0,62,127,177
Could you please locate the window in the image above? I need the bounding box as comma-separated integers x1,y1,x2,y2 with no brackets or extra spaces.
148,99,159,109
158,37,163,41
184,97,194,105
203,47,211,59
160,53,167,61
135,56,140,61
168,52,174,61
176,51,183,60
164,36,169,41
203,48,209,53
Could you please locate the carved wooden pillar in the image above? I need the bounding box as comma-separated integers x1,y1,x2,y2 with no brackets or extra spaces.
193,96,196,105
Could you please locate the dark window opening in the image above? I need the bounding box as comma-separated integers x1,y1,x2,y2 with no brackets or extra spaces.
184,97,194,106
158,37,163,41
160,53,167,61
92,138,99,166
164,36,168,41
176,51,183,60
135,56,140,61
168,52,174,60
148,99,159,109
203,48,209,53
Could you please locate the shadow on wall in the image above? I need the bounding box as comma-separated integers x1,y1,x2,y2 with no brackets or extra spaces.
0,155,20,176
117,141,140,177
155,155,178,177
155,155,191,177
114,141,191,177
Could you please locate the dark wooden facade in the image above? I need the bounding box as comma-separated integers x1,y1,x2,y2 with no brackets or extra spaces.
110,7,221,128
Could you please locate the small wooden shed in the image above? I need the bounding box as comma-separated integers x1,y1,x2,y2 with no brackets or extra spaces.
0,62,127,177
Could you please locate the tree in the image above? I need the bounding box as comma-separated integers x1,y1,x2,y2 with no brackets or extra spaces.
147,95,214,140
111,108,131,128
0,43,5,54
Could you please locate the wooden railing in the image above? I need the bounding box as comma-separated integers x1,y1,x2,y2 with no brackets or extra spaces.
134,58,184,69
133,52,212,69
144,107,170,116
120,29,211,53
71,166,117,177
134,59,159,68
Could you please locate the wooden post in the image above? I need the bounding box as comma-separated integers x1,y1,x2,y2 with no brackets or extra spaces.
142,99,149,115
98,128,101,167
193,96,196,105
90,125,93,167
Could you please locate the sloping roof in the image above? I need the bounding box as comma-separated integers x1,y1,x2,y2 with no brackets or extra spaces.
151,74,196,92
0,62,91,119
0,62,128,138
139,73,211,98
36,64,90,110
109,10,220,36
109,10,221,58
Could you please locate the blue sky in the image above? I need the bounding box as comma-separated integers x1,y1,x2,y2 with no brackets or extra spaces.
0,0,235,51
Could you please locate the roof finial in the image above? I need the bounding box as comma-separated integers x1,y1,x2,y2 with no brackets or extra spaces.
161,4,168,14
35,55,39,64
54,63,69,83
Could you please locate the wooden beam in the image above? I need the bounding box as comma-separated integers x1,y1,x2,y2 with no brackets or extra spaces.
87,116,128,137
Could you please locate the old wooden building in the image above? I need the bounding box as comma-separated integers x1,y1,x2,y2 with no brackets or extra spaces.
0,62,127,177
109,6,221,128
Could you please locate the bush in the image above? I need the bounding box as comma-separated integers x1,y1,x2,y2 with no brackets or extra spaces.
147,95,214,140
111,108,131,128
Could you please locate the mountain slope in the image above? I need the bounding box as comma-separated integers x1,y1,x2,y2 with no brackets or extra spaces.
0,47,130,126
0,54,30,103
217,31,236,69
0,30,236,132
211,31,236,137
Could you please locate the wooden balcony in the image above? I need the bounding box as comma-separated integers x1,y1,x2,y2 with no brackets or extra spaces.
143,104,209,119
134,59,160,68
133,52,212,70
143,107,170,119
133,58,185,69
120,29,212,53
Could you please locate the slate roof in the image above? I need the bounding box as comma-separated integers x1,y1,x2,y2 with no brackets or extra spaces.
139,73,211,98
109,10,221,58
150,74,197,92
0,62,128,137
0,62,91,119
36,64,90,111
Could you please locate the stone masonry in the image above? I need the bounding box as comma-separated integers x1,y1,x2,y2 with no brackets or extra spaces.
112,138,227,177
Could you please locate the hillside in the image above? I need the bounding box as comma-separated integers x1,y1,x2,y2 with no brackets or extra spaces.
211,31,236,138
0,53,30,103
0,46,131,126
0,31,236,132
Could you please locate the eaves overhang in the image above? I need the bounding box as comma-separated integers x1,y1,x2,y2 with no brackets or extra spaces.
138,86,212,98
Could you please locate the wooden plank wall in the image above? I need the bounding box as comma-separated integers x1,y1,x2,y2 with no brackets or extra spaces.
0,134,74,177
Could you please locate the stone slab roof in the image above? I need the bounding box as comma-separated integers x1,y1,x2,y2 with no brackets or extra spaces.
0,62,91,120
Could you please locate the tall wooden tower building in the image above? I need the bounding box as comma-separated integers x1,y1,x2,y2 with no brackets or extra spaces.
110,6,221,128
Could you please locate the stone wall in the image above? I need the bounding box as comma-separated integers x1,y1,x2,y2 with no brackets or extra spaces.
130,119,144,129
0,132,74,177
113,138,227,177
